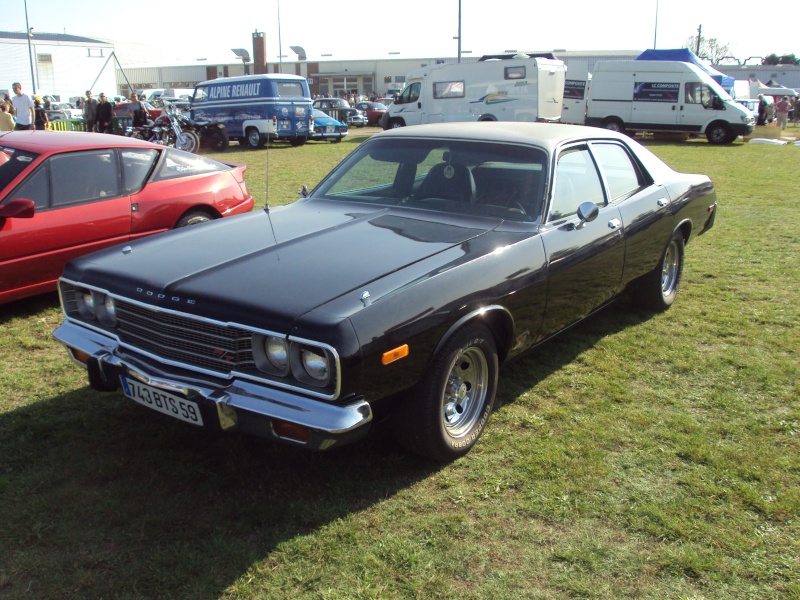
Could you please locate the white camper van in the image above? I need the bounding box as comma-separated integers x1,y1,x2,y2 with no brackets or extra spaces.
585,61,754,144
383,56,566,129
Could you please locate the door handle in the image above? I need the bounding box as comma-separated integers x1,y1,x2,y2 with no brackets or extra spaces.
657,198,668,207
608,218,621,230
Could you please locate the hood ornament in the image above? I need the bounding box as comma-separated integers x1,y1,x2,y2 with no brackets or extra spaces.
360,291,371,307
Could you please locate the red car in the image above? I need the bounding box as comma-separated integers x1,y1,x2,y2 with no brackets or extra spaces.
355,101,388,126
0,131,254,304
113,101,162,121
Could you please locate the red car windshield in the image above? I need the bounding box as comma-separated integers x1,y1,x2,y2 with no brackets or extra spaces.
0,147,39,193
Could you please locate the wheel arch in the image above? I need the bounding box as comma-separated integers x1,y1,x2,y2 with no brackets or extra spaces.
432,305,515,365
675,218,692,246
174,205,220,228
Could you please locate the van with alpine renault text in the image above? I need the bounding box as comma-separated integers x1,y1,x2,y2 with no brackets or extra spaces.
191,74,312,148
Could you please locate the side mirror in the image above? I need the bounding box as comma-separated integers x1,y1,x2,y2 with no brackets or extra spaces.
0,198,36,219
575,201,599,229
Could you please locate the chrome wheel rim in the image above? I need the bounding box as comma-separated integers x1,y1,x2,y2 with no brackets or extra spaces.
442,346,488,437
661,240,680,296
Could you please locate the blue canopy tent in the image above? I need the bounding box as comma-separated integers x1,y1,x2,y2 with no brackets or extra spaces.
635,49,735,92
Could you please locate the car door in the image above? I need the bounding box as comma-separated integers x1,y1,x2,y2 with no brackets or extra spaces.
589,140,673,285
538,143,625,337
0,149,131,300
680,81,721,132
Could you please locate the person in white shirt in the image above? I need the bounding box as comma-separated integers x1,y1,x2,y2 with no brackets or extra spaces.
10,82,34,130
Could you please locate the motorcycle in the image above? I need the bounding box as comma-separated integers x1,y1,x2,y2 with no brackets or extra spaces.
124,103,200,153
175,111,230,152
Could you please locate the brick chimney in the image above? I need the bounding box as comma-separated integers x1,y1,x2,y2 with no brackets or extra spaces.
253,31,266,74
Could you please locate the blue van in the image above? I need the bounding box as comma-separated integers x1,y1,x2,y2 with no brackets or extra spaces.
191,74,312,148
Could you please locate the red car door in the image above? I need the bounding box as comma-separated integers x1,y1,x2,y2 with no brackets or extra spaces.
0,149,131,302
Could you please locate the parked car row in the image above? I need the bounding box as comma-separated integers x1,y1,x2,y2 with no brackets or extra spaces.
313,98,369,127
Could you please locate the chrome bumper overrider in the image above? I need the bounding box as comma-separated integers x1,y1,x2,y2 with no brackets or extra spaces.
53,320,373,450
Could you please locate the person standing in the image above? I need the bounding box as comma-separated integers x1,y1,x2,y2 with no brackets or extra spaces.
95,93,113,134
775,95,791,130
756,94,767,126
33,98,48,130
83,90,98,132
0,103,15,131
10,82,34,130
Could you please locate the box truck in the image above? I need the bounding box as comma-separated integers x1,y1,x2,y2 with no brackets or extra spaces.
382,55,566,129
585,60,754,144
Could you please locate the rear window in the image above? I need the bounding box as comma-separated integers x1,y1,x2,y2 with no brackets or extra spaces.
152,148,227,182
277,82,305,98
0,147,39,193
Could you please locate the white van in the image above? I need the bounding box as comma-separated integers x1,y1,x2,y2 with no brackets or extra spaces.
585,61,754,144
383,55,566,129
561,61,590,125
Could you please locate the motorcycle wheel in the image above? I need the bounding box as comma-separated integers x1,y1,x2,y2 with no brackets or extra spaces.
206,128,229,152
176,130,200,153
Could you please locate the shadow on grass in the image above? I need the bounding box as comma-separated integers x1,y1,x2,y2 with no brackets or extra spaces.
0,299,654,598
0,292,61,323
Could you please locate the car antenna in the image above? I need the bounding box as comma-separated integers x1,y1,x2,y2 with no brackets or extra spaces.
263,131,281,250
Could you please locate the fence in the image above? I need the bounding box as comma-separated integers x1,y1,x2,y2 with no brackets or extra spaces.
48,116,133,134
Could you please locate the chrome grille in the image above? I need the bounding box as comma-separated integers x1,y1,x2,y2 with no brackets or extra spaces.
115,301,255,373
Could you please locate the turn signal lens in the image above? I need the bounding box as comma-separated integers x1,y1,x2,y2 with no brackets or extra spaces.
382,344,409,365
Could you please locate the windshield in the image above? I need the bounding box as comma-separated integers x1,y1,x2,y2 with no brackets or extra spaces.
311,137,548,223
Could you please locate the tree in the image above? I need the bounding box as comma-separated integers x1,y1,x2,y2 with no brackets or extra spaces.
762,53,799,65
684,36,732,64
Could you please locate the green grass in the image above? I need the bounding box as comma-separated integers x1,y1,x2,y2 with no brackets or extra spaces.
1,132,798,599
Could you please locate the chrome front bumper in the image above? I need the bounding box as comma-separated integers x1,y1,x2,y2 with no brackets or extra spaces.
53,320,373,450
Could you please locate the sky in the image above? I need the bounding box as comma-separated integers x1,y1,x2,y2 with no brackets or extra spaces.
5,0,796,66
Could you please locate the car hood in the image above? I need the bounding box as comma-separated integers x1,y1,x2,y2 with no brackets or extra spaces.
64,200,500,331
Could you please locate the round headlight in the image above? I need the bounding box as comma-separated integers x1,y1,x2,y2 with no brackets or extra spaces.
83,292,96,313
77,290,98,319
265,336,288,371
101,295,117,326
301,348,329,382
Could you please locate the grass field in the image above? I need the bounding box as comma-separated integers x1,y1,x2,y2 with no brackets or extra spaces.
1,130,798,599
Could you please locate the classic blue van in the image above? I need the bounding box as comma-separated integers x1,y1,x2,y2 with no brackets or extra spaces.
191,74,313,148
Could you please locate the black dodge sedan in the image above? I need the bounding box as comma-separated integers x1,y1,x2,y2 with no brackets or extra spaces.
54,123,717,461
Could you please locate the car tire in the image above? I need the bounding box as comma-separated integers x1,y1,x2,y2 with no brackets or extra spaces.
602,118,626,134
246,127,264,149
206,128,230,152
389,118,405,129
393,323,498,461
632,230,685,311
175,210,216,228
289,136,307,147
706,122,733,145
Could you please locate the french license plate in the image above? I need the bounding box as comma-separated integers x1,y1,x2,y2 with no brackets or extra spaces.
120,376,204,426
326,126,335,133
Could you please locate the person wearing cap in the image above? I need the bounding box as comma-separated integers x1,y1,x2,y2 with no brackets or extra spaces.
96,93,114,134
